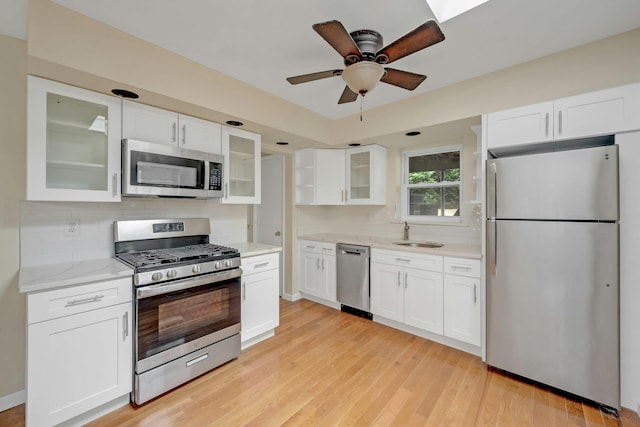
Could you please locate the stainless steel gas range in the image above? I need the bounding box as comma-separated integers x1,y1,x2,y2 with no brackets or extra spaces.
114,218,241,405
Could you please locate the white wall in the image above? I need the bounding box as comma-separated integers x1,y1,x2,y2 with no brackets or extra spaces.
20,200,248,267
617,131,640,411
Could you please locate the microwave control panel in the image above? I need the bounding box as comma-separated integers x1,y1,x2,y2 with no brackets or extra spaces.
209,162,222,191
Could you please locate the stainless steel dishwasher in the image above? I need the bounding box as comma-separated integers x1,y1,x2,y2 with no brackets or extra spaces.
336,243,371,319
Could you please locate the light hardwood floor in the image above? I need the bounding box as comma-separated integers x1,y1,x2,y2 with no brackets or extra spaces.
2,298,639,426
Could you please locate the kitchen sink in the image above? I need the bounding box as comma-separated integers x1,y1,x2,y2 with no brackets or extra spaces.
393,242,444,248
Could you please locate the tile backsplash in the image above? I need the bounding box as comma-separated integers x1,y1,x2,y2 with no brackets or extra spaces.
20,199,247,267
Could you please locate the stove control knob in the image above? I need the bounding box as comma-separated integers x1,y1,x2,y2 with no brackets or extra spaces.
192,265,202,274
151,272,163,281
225,260,233,268
167,269,178,279
214,261,221,270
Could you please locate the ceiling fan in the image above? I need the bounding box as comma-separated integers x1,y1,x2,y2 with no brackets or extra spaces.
286,20,445,104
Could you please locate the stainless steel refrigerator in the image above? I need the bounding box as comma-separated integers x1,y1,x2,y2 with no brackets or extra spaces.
486,143,619,409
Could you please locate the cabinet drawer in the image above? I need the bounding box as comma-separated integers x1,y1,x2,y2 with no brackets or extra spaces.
299,240,335,256
443,257,481,278
28,277,132,324
242,253,279,275
372,249,442,272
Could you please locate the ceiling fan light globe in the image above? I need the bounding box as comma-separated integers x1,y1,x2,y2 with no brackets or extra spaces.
342,62,385,95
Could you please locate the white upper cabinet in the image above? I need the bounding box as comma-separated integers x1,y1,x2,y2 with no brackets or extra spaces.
27,76,122,202
345,144,387,205
122,101,221,154
295,144,386,205
487,82,640,150
221,126,261,204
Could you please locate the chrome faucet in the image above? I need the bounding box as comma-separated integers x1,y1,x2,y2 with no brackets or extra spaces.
403,221,410,240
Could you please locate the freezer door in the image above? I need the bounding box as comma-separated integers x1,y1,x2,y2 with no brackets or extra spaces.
486,220,619,408
487,144,618,220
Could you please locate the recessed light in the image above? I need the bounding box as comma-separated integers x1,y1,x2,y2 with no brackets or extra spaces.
226,120,244,127
111,89,139,99
348,143,361,147
276,141,289,146
405,131,421,136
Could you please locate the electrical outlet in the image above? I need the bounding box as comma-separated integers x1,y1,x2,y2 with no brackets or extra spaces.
64,219,81,237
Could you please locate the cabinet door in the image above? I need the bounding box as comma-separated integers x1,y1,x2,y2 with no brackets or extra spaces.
404,267,444,334
314,149,345,204
242,269,279,343
27,303,132,427
345,145,387,205
487,101,554,150
300,251,323,298
27,76,122,202
444,274,480,346
321,255,337,302
178,114,222,154
122,100,178,146
554,83,640,140
370,262,404,322
221,126,261,204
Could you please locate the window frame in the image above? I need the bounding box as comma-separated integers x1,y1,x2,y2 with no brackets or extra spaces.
400,144,463,223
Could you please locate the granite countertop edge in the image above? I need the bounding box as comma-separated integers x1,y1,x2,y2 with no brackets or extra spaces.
226,242,283,258
19,258,134,294
298,233,482,260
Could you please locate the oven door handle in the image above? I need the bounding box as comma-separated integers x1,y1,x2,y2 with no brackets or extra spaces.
136,268,242,299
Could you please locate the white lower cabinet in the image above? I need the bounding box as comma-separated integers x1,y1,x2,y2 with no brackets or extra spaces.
371,249,482,349
443,257,481,346
299,240,336,303
240,253,280,346
370,249,443,335
26,277,132,427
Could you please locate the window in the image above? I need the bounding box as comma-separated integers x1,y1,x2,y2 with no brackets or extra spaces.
401,145,462,222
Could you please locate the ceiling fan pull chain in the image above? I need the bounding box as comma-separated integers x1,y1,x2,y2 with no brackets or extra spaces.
360,96,363,122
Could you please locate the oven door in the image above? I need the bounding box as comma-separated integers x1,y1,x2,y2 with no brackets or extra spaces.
122,139,223,198
135,268,241,374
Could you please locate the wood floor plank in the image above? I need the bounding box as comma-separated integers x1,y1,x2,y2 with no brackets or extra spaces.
3,299,640,427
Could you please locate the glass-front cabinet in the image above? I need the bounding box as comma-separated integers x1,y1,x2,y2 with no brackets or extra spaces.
221,126,261,204
27,76,122,202
345,144,387,205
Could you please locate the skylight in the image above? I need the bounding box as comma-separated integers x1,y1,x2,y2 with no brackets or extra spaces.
426,0,489,22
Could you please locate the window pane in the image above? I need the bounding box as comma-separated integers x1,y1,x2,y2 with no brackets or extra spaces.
408,152,460,184
408,187,460,217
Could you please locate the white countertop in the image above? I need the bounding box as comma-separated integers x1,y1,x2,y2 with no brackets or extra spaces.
19,258,134,294
226,242,282,258
299,233,481,259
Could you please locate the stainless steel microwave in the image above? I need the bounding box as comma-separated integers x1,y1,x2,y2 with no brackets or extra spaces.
122,139,223,198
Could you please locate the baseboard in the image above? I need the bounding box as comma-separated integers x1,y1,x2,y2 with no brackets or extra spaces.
0,389,25,412
281,292,302,301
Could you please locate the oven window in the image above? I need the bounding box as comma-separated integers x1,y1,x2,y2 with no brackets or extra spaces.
136,279,240,361
130,150,204,189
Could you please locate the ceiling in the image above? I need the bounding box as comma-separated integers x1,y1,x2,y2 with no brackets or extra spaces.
29,0,638,121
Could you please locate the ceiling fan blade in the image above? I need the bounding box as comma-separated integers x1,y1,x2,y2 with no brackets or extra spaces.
338,86,358,104
381,68,427,90
286,69,343,85
376,20,445,64
312,20,362,60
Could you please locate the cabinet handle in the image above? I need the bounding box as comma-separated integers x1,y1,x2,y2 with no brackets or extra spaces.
558,111,562,134
112,173,118,198
545,113,549,136
473,284,477,304
397,271,401,287
242,282,246,301
395,258,411,263
306,245,316,249
254,262,269,269
182,124,186,144
65,294,104,307
404,272,408,289
172,122,177,142
123,311,129,340
451,265,472,271
345,190,349,201
322,248,333,251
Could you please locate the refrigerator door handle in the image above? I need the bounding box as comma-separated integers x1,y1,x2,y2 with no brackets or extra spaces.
488,219,497,271
487,162,498,218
